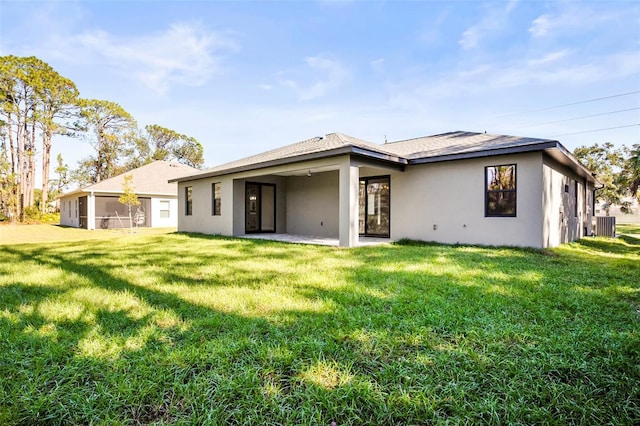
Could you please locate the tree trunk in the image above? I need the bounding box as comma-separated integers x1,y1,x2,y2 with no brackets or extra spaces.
6,113,17,222
96,132,103,183
41,130,52,213
17,114,25,221
26,118,37,208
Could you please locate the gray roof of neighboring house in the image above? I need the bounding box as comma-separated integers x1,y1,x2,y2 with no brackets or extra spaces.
60,160,199,198
170,130,597,183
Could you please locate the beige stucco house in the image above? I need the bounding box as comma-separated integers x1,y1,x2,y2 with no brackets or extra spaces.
59,160,198,229
170,131,599,248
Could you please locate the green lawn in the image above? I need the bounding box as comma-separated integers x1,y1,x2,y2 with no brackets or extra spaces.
1,226,638,424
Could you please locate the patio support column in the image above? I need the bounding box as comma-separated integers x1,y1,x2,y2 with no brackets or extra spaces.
87,192,95,230
339,160,359,247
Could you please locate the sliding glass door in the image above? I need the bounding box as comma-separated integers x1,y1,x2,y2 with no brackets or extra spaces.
245,182,276,233
359,176,390,237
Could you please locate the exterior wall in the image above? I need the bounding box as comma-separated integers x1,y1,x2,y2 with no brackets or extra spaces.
390,152,545,248
178,156,353,238
178,177,234,235
150,197,179,228
175,151,593,248
59,195,81,228
61,193,179,229
285,171,339,237
542,156,589,247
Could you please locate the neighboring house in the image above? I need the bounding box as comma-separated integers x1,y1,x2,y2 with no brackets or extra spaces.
170,131,599,248
59,161,199,229
595,197,640,224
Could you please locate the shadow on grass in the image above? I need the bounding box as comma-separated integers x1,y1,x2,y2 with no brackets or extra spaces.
0,233,638,424
570,234,640,255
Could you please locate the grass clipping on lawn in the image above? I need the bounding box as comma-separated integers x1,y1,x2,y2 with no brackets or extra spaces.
0,227,638,424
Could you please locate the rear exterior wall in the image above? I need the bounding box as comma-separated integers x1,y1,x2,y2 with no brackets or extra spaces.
388,152,545,248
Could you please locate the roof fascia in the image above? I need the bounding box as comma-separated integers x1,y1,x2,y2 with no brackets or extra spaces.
408,141,560,164
59,189,177,198
543,145,602,185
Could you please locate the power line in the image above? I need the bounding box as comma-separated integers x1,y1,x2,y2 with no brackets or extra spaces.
516,107,640,129
552,124,640,137
498,90,640,117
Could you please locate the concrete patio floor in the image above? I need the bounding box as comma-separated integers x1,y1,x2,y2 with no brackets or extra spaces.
240,233,392,247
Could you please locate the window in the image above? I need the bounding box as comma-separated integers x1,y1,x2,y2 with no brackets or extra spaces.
185,186,193,216
212,183,221,216
159,200,170,218
485,164,516,217
75,200,78,218
68,201,71,217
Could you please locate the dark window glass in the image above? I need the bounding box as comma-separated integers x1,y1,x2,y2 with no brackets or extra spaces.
185,186,193,216
485,165,516,217
212,183,221,216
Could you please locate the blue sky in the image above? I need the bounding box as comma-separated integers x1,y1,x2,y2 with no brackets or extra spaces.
1,0,639,173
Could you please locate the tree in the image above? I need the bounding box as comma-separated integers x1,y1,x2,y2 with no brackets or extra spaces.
0,127,16,220
118,174,140,232
622,143,640,204
0,55,79,218
126,124,204,169
171,134,204,169
48,153,70,203
574,143,626,215
33,63,79,213
76,99,136,183
0,55,39,219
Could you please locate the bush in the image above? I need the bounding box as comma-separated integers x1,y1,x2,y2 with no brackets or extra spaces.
22,207,60,224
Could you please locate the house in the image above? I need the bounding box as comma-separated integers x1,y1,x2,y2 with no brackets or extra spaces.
595,197,640,224
169,131,599,248
59,160,199,229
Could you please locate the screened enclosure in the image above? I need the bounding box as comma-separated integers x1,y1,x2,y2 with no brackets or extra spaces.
93,196,151,229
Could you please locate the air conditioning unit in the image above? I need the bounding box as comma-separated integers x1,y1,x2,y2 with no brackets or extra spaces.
595,216,616,237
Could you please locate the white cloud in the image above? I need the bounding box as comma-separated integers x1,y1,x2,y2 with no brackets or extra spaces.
279,55,349,100
529,14,552,38
459,0,519,50
74,23,235,94
389,50,640,108
529,6,627,39
527,50,570,66
50,22,236,95
370,58,385,73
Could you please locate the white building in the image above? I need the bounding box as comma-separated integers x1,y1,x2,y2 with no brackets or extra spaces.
59,161,198,229
170,131,599,248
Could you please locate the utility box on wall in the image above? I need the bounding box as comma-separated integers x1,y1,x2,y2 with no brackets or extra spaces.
595,216,616,237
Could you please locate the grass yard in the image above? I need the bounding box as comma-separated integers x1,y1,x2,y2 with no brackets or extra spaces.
0,226,638,424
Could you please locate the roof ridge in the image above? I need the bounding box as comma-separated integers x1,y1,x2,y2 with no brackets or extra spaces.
386,131,478,144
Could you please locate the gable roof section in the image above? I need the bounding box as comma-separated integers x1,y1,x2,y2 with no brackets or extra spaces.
170,132,406,182
171,131,597,184
61,161,199,198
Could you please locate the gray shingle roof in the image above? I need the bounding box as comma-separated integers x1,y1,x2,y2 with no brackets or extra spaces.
171,130,594,183
63,161,199,197
208,132,399,173
385,131,557,159
171,132,403,181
